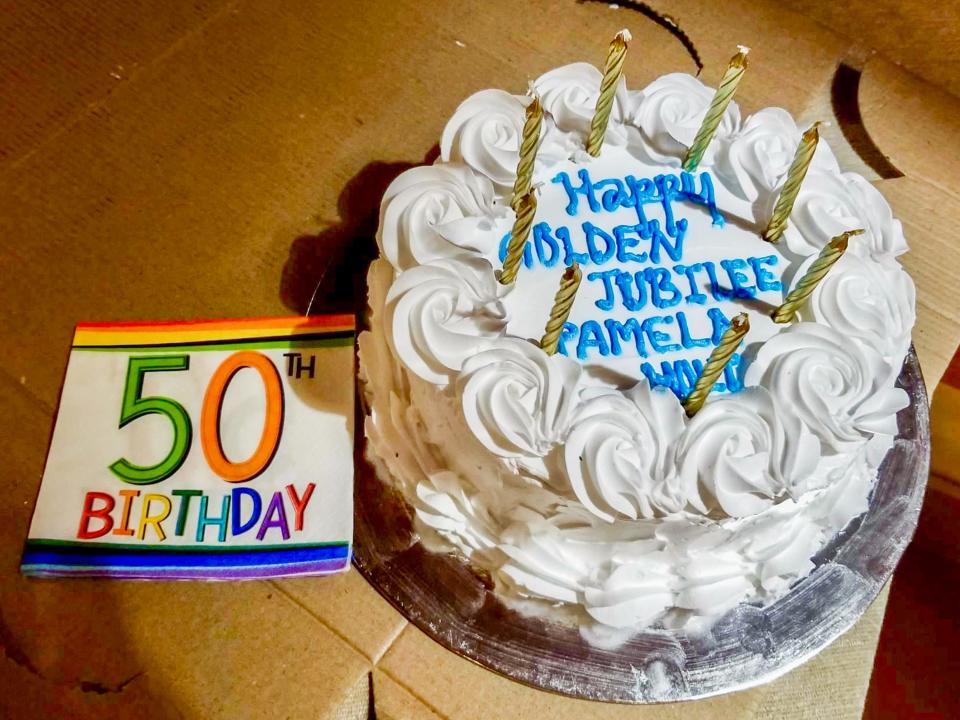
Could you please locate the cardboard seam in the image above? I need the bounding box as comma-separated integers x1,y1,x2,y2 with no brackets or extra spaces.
0,643,146,698
579,0,703,74
916,298,960,331
376,664,451,720
0,366,56,416
830,61,904,179
268,579,377,664
4,0,242,175
781,3,960,103
371,617,410,666
898,173,960,213
858,65,960,202
392,0,533,74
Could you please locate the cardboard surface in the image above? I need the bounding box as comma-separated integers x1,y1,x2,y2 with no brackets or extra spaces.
2,1,957,718
273,571,407,663
784,0,960,100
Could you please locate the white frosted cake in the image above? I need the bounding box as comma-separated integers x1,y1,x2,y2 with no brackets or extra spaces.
358,57,915,645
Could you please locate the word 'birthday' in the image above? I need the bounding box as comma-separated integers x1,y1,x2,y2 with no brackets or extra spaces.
76,484,317,543
498,169,783,398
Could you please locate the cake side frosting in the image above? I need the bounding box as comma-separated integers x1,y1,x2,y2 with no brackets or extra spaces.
358,65,915,643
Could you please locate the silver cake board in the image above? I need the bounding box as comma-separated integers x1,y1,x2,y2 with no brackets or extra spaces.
352,347,929,703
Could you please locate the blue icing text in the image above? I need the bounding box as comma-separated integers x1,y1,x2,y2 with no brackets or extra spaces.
502,168,780,399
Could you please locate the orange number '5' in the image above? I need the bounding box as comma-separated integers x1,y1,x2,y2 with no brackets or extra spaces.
200,351,284,482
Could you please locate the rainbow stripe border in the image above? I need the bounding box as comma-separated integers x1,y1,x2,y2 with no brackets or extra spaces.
21,539,351,579
72,315,355,352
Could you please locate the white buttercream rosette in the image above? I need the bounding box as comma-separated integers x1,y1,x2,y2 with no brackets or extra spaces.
378,163,499,270
440,90,530,192
535,62,630,149
744,323,908,454
385,254,510,384
778,170,908,258
629,73,740,167
361,65,916,639
674,387,817,517
563,383,686,522
440,89,573,194
795,244,916,365
458,337,582,458
717,108,839,204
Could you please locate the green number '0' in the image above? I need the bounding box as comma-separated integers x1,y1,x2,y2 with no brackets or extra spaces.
109,355,193,484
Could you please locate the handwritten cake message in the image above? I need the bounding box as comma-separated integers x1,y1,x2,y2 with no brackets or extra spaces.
500,169,783,397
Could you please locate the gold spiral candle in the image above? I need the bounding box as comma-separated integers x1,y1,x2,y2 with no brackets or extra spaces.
499,191,537,285
763,122,821,243
511,96,543,210
771,229,862,324
682,312,750,417
540,263,583,355
682,46,750,172
586,29,632,158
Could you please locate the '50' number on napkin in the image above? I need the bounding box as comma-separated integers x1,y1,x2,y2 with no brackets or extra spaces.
109,351,291,485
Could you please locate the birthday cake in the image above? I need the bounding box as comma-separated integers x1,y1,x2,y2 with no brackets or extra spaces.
358,38,915,644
